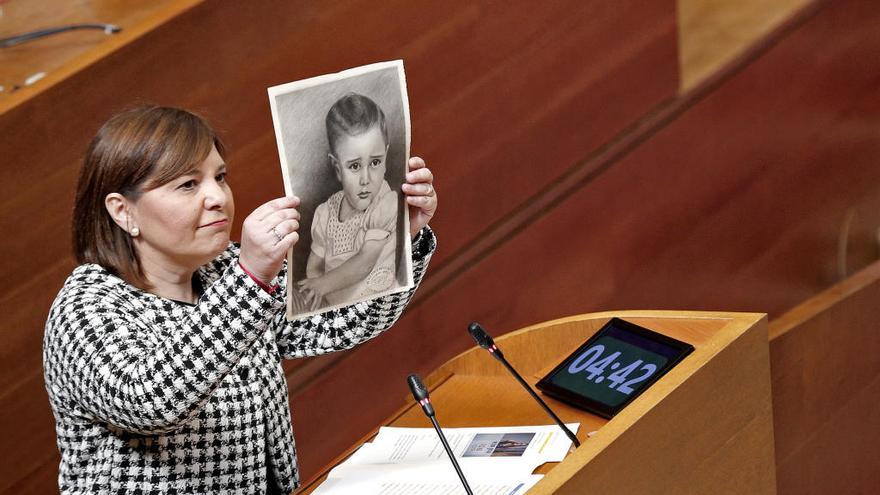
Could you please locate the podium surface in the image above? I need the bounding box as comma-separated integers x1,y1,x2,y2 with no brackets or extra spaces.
297,311,776,494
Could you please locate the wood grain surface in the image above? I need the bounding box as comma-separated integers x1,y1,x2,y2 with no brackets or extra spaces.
0,0,202,111
769,259,880,494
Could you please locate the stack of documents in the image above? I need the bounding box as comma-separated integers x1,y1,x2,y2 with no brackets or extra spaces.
312,424,580,494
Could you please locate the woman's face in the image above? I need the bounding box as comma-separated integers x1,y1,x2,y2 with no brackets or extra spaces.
130,146,235,272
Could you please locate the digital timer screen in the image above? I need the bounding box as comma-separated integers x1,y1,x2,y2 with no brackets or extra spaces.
536,318,694,418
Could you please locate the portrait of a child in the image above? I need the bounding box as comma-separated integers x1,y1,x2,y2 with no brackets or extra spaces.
296,94,399,308
268,60,414,319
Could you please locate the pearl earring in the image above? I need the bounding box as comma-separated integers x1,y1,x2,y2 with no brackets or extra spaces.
130,227,140,237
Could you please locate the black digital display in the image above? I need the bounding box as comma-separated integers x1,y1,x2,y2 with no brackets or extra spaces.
536,318,694,418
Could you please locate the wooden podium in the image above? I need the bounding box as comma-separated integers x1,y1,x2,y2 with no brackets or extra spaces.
297,311,776,494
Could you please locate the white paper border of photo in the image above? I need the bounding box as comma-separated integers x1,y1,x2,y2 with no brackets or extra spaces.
267,60,414,321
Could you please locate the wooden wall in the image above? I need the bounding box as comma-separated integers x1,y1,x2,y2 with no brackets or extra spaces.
2,0,880,492
769,259,880,494
287,0,880,482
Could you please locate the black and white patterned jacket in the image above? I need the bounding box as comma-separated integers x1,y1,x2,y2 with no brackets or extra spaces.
43,228,435,494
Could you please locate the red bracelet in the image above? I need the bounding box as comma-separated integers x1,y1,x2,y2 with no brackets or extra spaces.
238,261,280,294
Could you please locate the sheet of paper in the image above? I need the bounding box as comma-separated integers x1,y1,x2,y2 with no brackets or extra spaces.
312,473,543,495
266,60,415,321
315,424,579,494
372,424,578,462
325,442,536,483
330,424,579,477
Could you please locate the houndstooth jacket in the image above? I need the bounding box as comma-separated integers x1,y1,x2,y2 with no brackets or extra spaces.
43,228,435,494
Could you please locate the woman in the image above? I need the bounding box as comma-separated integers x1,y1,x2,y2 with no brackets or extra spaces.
43,106,437,494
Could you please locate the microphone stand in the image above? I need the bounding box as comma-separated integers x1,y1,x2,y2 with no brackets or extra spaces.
428,415,471,494
469,322,581,448
407,374,474,495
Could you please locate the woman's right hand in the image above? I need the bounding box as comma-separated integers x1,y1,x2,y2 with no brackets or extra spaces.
239,196,301,284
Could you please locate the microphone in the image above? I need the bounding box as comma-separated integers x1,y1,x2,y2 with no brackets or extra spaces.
407,374,473,495
468,322,581,448
407,373,435,416
0,24,122,48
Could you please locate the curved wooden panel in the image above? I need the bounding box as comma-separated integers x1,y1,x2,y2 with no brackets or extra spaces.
769,259,880,495
297,311,774,494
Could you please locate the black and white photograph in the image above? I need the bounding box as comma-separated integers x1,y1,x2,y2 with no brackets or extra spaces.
268,61,414,320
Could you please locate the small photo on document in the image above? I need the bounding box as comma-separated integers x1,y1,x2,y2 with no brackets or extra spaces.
268,60,414,321
462,433,536,458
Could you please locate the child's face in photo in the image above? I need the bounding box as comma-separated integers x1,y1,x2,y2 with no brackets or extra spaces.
331,125,388,213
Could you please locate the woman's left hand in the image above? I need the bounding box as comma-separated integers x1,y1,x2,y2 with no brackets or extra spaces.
401,157,437,238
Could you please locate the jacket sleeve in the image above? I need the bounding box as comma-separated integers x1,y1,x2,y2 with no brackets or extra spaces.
43,262,283,435
271,226,436,358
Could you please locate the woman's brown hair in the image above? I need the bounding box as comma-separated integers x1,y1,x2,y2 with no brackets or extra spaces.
73,105,225,288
